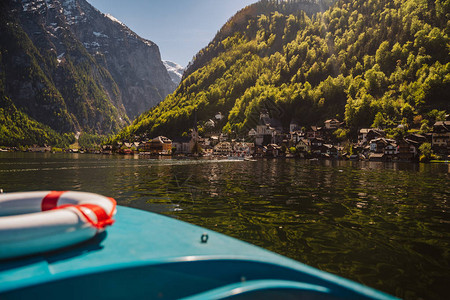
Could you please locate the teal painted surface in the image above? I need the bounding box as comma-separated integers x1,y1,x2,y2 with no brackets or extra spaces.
0,206,398,299
180,280,332,299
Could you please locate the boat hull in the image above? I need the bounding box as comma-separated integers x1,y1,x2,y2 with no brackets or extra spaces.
0,206,397,299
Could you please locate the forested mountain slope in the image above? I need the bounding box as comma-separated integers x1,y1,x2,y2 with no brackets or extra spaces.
0,0,175,147
117,0,449,141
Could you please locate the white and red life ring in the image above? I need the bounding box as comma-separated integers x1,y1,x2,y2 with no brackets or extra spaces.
0,191,116,260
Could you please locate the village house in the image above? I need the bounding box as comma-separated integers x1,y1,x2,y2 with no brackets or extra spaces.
202,145,214,156
265,144,282,158
397,138,419,161
202,137,211,148
323,144,338,157
358,129,370,144
367,137,396,160
384,140,397,159
313,144,326,157
405,133,428,144
432,121,450,154
172,136,191,154
248,111,287,147
144,136,172,155
310,137,324,148
370,138,383,153
358,128,385,145
296,138,311,157
233,142,254,156
369,137,393,153
27,145,51,152
120,141,141,154
214,142,232,156
306,126,324,139
361,145,371,158
324,119,341,130
289,131,305,145
310,138,325,156
255,122,278,146
254,124,274,146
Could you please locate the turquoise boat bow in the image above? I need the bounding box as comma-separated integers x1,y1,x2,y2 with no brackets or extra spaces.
0,206,398,299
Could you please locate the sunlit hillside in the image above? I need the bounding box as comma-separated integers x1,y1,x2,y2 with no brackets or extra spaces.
116,0,449,141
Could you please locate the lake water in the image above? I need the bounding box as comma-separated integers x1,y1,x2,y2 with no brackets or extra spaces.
0,152,449,299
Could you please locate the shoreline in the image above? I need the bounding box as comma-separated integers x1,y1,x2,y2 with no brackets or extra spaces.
0,150,448,164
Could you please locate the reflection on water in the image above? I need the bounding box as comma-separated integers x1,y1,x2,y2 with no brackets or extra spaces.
0,152,449,299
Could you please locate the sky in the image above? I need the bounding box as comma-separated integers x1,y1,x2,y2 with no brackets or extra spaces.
87,0,258,67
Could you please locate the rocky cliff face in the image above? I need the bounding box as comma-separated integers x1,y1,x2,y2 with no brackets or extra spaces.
60,0,176,118
0,0,175,135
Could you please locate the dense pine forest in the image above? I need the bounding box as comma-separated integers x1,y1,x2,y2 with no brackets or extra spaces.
116,0,449,142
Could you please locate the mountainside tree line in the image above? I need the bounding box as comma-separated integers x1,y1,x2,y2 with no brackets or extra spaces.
0,83,74,148
116,0,449,141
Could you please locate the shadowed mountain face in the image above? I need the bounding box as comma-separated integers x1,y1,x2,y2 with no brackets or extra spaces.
0,0,176,136
59,0,177,118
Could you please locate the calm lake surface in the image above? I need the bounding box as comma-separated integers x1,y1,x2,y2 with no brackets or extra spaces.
0,152,449,299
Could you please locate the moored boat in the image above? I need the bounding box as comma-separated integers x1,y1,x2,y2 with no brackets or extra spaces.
0,191,398,299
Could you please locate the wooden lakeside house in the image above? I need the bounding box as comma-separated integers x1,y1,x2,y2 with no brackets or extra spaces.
265,144,282,158
397,139,419,161
432,121,450,154
370,138,387,153
384,140,397,160
369,153,385,161
144,136,172,155
296,139,311,158
358,128,385,145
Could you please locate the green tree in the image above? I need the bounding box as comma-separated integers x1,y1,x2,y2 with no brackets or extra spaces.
419,142,433,162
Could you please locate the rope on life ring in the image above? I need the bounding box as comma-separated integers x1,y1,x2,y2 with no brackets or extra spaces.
41,191,116,229
0,191,117,260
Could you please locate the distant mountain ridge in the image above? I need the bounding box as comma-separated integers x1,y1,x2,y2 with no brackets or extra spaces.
163,60,184,85
0,0,176,146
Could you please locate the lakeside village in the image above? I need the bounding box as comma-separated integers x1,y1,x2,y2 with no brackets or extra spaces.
6,111,450,162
